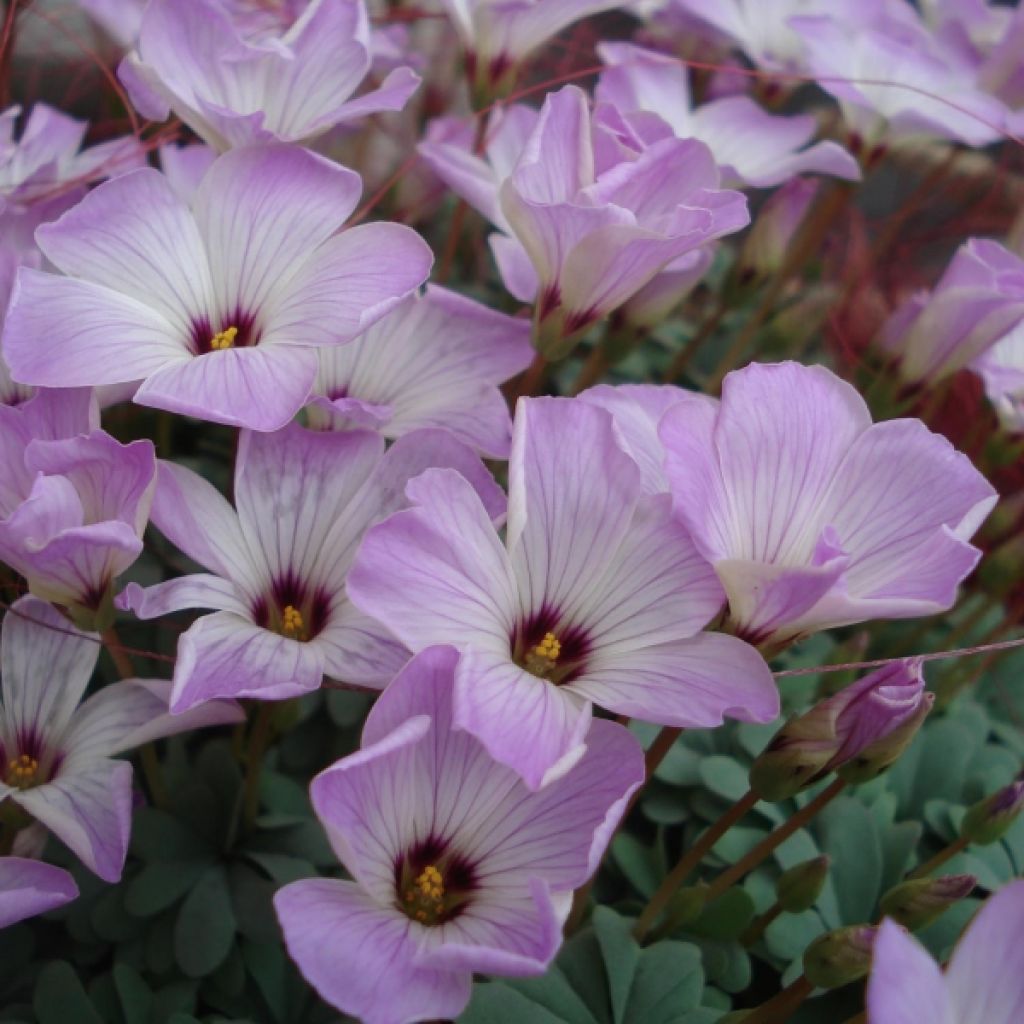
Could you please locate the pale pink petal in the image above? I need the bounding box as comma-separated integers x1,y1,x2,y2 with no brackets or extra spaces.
867,919,953,1024
0,858,78,927
118,574,249,618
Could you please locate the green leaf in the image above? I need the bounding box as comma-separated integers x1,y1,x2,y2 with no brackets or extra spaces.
125,860,211,917
113,964,152,1024
690,889,756,941
461,984,571,1024
817,797,883,922
626,941,704,1021
592,908,640,1024
698,757,751,803
611,833,663,900
34,962,104,1024
174,867,237,978
130,808,210,862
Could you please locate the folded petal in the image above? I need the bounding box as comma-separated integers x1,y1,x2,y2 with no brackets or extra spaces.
489,233,539,302
133,344,318,430
171,611,325,711
0,858,78,927
867,919,953,1024
571,630,779,726
1,596,98,749
2,270,188,387
14,758,133,882
118,574,249,619
316,603,410,690
274,878,470,1024
453,647,592,791
323,66,422,127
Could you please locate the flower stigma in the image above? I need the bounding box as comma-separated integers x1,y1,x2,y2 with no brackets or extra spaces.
281,604,306,640
403,864,446,925
210,326,239,350
524,630,561,677
6,753,39,788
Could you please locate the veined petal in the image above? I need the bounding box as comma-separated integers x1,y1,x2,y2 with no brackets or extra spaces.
453,647,592,791
947,881,1024,1024
274,879,470,1024
507,398,640,619
262,222,434,347
316,604,409,690
320,66,421,128
347,468,517,655
1,597,98,752
14,758,133,882
192,145,362,320
171,611,326,711
571,631,779,727
34,167,213,334
0,858,78,927
148,460,261,590
61,679,242,764
867,919,953,1024
489,233,539,303
2,270,189,387
133,344,318,430
418,139,506,229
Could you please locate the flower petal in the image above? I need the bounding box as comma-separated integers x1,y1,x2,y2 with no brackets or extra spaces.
0,858,78,927
171,611,326,711
118,574,249,619
867,919,953,1024
274,878,470,1024
14,758,133,882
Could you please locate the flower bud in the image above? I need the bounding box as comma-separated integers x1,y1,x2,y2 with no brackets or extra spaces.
666,884,709,930
776,856,830,913
803,925,877,989
614,248,715,335
734,178,818,288
960,780,1024,845
879,874,976,931
749,659,930,800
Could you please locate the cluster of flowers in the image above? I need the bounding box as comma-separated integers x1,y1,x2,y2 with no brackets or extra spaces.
0,0,1022,1021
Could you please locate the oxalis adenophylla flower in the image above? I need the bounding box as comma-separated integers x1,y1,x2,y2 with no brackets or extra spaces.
348,396,778,791
119,0,421,150
867,879,1024,1024
274,645,645,1024
2,144,433,431
0,857,78,927
119,422,504,712
0,597,242,881
659,361,997,651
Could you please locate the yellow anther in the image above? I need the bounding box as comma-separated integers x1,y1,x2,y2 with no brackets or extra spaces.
281,604,304,638
532,632,561,662
7,753,38,787
415,865,445,903
210,325,238,350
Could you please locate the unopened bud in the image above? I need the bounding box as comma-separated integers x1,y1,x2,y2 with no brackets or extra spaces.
750,659,930,799
960,781,1024,845
879,874,976,931
666,884,709,930
776,856,830,913
734,177,818,287
616,248,715,334
803,925,877,989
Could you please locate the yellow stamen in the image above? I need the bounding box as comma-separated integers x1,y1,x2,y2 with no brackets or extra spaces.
281,604,304,639
531,632,561,662
210,325,238,350
7,753,38,787
402,864,446,923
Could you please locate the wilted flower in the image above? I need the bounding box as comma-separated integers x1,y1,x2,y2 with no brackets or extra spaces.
421,87,748,359
349,396,778,790
750,659,932,799
0,857,78,927
119,0,420,150
304,286,532,458
0,597,241,881
2,145,432,431
120,423,503,712
877,239,1024,384
868,880,1024,1024
274,645,644,1024
595,43,860,189
660,362,997,648
0,428,156,627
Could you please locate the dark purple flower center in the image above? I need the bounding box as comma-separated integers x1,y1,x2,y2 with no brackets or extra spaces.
251,572,330,642
511,606,590,685
394,835,477,926
189,309,261,356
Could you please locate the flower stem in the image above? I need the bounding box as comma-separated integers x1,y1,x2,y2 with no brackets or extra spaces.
703,779,847,904
633,788,758,941
102,626,168,808
741,974,814,1024
570,345,609,395
662,297,728,383
740,900,784,946
241,703,275,831
907,834,970,880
